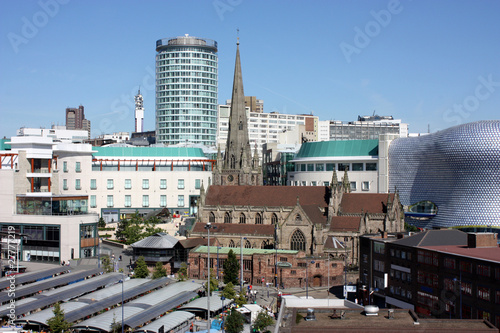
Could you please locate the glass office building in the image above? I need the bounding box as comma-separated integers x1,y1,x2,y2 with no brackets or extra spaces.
389,120,500,230
155,34,218,146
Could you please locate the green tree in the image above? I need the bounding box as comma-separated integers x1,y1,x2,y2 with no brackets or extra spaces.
221,282,237,300
235,292,247,307
110,313,121,333
223,249,240,285
46,302,71,333
177,262,188,281
98,217,106,228
205,268,218,295
252,310,274,333
101,255,114,273
405,222,418,232
225,308,245,333
152,262,167,279
133,256,149,278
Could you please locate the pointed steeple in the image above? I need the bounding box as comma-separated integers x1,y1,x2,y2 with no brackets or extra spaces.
342,168,350,193
330,168,338,190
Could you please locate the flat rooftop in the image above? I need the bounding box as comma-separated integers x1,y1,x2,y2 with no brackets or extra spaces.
284,308,497,332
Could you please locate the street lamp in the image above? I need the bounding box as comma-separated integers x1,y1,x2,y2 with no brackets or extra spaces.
217,246,221,281
221,295,226,333
327,254,330,306
240,237,247,293
205,222,216,332
274,224,278,288
121,271,124,333
306,260,315,299
341,241,348,299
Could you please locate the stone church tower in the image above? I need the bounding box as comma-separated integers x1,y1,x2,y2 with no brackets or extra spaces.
213,40,262,186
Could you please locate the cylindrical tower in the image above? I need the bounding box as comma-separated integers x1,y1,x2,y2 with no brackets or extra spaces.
155,34,218,146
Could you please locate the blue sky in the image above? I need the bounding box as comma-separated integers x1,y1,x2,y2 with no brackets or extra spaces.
1,0,499,138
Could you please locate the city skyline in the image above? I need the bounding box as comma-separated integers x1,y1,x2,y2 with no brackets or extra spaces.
1,0,499,139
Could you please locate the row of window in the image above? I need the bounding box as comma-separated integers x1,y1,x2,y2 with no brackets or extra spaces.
63,179,201,191
96,194,185,208
294,162,377,172
209,211,279,224
291,180,371,190
63,161,80,173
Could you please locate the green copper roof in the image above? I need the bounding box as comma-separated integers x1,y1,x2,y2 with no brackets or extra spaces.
295,140,378,158
193,246,298,255
0,138,11,151
92,146,206,158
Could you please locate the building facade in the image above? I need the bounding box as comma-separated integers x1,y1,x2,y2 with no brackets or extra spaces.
66,105,91,139
359,230,500,329
155,34,218,146
327,115,408,141
389,120,500,230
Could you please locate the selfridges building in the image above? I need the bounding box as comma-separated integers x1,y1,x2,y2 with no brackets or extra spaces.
389,120,500,229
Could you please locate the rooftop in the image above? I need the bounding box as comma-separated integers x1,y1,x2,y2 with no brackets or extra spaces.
293,140,378,159
92,146,206,158
421,244,500,263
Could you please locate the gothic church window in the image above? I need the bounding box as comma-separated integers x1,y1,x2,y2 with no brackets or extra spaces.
230,155,235,169
295,214,302,221
245,240,251,248
209,212,215,223
255,213,262,224
224,212,231,224
229,240,235,247
290,230,306,251
239,213,246,224
271,213,278,225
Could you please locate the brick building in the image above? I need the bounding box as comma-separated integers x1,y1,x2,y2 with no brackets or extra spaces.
360,230,500,329
187,246,344,289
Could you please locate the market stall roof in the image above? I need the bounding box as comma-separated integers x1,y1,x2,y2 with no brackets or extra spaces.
132,311,194,333
0,266,69,290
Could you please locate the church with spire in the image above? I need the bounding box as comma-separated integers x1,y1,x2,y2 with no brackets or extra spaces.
190,40,404,287
213,39,262,186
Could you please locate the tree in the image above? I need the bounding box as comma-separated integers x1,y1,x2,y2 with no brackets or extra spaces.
101,255,114,273
235,292,247,307
221,282,237,300
177,262,188,281
133,256,149,278
98,216,106,228
110,313,121,333
46,302,71,333
224,308,245,333
152,262,167,279
205,268,218,295
252,310,274,333
223,249,240,285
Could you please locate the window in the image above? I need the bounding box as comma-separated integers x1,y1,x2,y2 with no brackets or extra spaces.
160,195,166,207
107,179,114,189
307,164,314,171
107,195,114,207
350,182,357,191
478,286,490,301
477,264,490,277
366,163,377,171
90,179,97,190
143,195,149,207
75,179,81,190
300,164,306,171
255,213,262,224
178,179,185,189
142,179,149,189
290,230,306,251
460,261,473,273
352,163,363,171
338,163,349,171
239,213,246,224
123,195,131,207
125,179,131,189
63,161,68,172
75,161,81,172
195,179,201,189
90,195,96,208
362,181,370,191
271,213,278,225
160,179,167,189
177,195,184,207
209,212,216,223
224,212,231,223
245,240,251,248
443,257,456,269
63,179,68,190
311,181,317,186
315,163,324,171
326,163,335,171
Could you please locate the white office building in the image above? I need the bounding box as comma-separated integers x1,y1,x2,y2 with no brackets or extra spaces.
155,34,218,146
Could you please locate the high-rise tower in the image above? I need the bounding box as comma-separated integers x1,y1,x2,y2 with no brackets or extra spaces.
213,40,262,186
155,34,218,146
134,89,144,133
